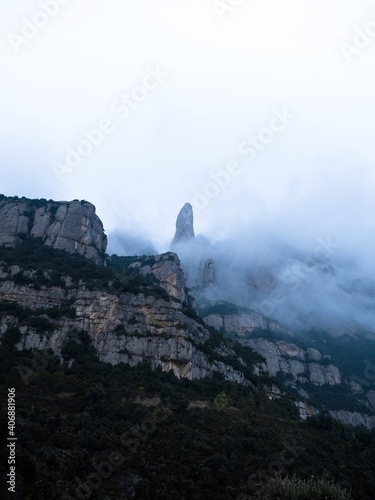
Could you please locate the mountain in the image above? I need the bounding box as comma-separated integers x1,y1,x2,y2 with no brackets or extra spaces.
171,202,195,247
168,203,375,339
0,195,107,265
166,203,375,431
0,195,375,499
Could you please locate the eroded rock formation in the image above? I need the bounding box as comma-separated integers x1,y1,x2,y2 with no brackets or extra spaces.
171,203,195,246
0,196,107,265
129,253,196,308
0,263,244,382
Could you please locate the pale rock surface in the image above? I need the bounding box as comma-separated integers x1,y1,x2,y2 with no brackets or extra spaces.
329,409,375,430
295,401,319,420
129,253,195,308
171,203,195,245
306,347,322,362
203,311,290,337
0,197,107,265
0,266,243,382
243,338,341,385
308,363,341,385
296,402,375,430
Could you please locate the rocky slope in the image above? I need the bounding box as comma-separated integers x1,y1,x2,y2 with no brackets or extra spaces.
127,252,196,308
0,256,249,383
243,337,341,385
201,302,291,336
243,336,375,430
0,195,107,265
1,195,375,432
196,295,375,430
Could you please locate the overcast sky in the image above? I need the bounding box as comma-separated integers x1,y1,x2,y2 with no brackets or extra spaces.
1,0,375,258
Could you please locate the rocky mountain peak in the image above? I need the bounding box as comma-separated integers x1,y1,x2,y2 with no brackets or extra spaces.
171,202,195,246
0,195,107,265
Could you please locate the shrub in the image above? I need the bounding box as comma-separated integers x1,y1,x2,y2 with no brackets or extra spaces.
256,474,352,500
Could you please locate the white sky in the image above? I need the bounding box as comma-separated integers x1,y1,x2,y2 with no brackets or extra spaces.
1,0,375,256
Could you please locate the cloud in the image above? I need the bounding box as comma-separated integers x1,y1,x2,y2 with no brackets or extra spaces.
107,230,157,257
1,0,375,331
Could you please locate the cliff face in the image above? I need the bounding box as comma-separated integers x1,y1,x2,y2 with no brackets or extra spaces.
200,303,343,387
0,262,245,383
243,337,341,385
203,310,290,337
295,402,375,430
0,196,107,265
128,253,196,309
328,409,375,430
1,196,375,433
171,203,195,246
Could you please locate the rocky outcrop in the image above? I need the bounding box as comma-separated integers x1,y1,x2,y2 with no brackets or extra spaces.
169,203,218,291
0,264,245,382
295,401,375,430
0,196,107,265
129,253,195,308
243,337,341,386
244,338,305,379
306,347,322,362
329,410,375,431
295,401,319,420
203,311,290,337
307,362,341,385
202,259,215,287
171,203,195,246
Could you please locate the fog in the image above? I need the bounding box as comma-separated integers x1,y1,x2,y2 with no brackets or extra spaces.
170,219,375,335
1,1,375,333
107,230,157,257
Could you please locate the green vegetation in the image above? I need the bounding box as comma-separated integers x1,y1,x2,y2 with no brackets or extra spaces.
0,300,78,340
193,328,266,383
0,238,170,300
198,301,252,317
0,236,374,498
254,474,352,499
301,330,375,391
0,334,374,499
214,391,230,410
302,381,372,414
107,254,146,272
0,193,59,211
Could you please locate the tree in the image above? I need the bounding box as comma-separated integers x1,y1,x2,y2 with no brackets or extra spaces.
214,391,229,410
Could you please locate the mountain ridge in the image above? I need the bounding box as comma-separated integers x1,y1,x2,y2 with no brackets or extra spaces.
0,195,374,432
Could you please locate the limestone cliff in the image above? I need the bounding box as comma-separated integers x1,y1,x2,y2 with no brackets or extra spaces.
328,409,375,430
0,195,107,265
203,307,290,337
128,253,196,309
171,203,195,246
244,337,341,385
295,402,375,430
0,262,246,382
1,196,375,433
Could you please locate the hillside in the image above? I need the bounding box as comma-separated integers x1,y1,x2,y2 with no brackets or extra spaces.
0,196,374,499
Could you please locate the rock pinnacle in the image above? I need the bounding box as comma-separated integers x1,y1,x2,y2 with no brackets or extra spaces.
171,203,195,246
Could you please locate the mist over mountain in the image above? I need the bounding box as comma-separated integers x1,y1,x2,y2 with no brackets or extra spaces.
1,193,375,499
107,229,157,257
2,1,375,497
157,202,375,337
